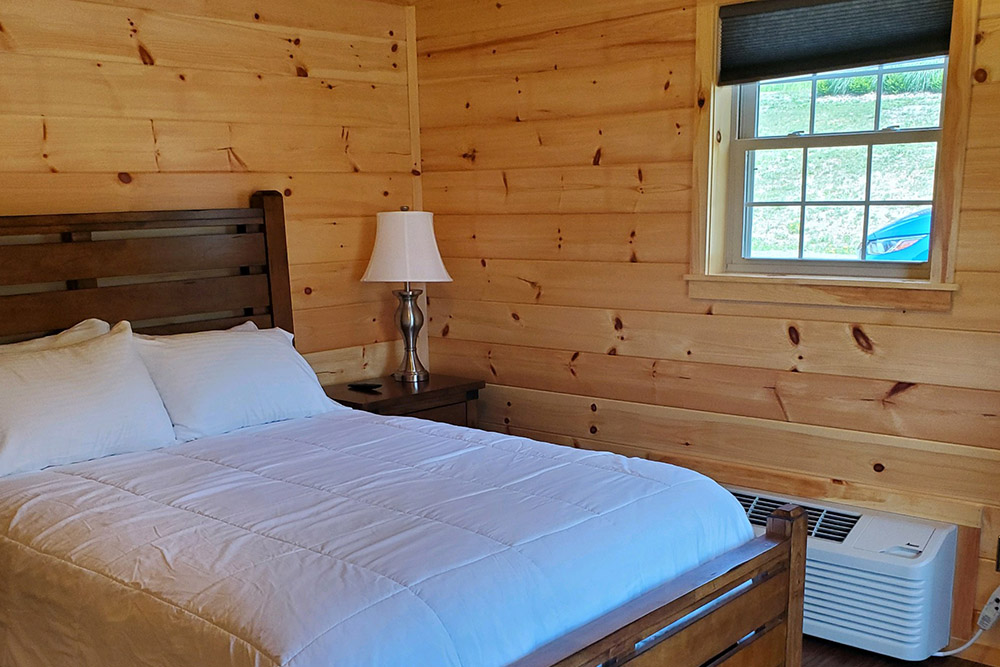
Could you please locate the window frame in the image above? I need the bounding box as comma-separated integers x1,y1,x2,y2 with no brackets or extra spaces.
725,59,946,279
686,0,977,311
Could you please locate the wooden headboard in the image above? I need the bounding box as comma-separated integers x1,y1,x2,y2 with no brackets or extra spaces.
0,191,293,341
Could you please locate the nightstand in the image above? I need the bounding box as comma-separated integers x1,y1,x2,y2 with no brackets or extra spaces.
323,375,486,428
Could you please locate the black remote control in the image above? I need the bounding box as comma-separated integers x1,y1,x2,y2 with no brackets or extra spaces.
347,382,382,393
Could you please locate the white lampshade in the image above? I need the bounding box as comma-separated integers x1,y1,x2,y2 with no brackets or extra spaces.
361,210,452,283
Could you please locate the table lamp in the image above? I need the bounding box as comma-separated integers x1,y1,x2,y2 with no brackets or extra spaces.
362,208,451,383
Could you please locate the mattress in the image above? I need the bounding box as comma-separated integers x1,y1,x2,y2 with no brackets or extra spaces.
0,410,752,667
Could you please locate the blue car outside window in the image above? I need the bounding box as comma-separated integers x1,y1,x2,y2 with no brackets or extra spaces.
865,208,931,262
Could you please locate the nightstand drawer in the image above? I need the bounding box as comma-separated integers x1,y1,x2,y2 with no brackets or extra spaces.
404,402,469,427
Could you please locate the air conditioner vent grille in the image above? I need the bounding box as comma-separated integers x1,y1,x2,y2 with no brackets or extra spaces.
731,491,861,543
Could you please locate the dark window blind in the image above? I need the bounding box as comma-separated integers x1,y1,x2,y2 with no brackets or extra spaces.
718,0,953,85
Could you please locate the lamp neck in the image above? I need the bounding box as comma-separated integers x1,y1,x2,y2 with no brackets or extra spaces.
404,280,412,292
391,285,428,382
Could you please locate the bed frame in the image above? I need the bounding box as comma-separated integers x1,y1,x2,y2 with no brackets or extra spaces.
0,193,807,667
518,505,807,667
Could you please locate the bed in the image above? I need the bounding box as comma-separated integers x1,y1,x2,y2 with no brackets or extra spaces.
0,192,806,667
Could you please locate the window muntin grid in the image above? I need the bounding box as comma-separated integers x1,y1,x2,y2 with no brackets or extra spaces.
726,57,946,277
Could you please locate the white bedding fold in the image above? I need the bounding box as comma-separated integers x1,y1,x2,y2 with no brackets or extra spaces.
0,411,752,667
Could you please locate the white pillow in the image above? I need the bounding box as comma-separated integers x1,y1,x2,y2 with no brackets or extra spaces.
0,321,176,477
133,320,258,341
134,327,338,441
0,319,111,355
228,321,259,332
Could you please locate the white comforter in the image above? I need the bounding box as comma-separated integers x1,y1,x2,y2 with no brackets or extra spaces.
0,411,752,667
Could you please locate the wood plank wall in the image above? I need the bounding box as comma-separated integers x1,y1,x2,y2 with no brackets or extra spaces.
0,0,418,382
415,0,1000,661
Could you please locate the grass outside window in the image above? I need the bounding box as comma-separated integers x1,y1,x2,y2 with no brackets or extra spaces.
727,58,945,277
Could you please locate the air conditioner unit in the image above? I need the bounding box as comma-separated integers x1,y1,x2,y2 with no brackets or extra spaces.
726,486,957,661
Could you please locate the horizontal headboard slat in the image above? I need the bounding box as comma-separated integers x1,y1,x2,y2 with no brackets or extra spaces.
0,234,267,286
0,209,260,233
0,216,266,236
0,275,272,337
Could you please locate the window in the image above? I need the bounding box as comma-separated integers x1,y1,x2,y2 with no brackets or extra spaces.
687,0,974,310
727,57,946,279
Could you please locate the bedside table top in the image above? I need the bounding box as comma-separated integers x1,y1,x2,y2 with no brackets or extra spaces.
323,375,486,412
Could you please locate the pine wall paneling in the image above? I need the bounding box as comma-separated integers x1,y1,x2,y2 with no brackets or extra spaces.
416,0,1000,661
0,0,421,381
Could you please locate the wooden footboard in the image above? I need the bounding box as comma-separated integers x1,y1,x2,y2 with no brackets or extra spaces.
514,505,807,667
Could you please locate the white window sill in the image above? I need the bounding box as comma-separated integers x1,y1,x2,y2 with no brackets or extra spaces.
685,273,958,311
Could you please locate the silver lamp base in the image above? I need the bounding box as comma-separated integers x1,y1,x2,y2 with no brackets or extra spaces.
392,286,429,383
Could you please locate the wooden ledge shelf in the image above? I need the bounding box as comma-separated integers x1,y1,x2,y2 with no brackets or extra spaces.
685,274,959,312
